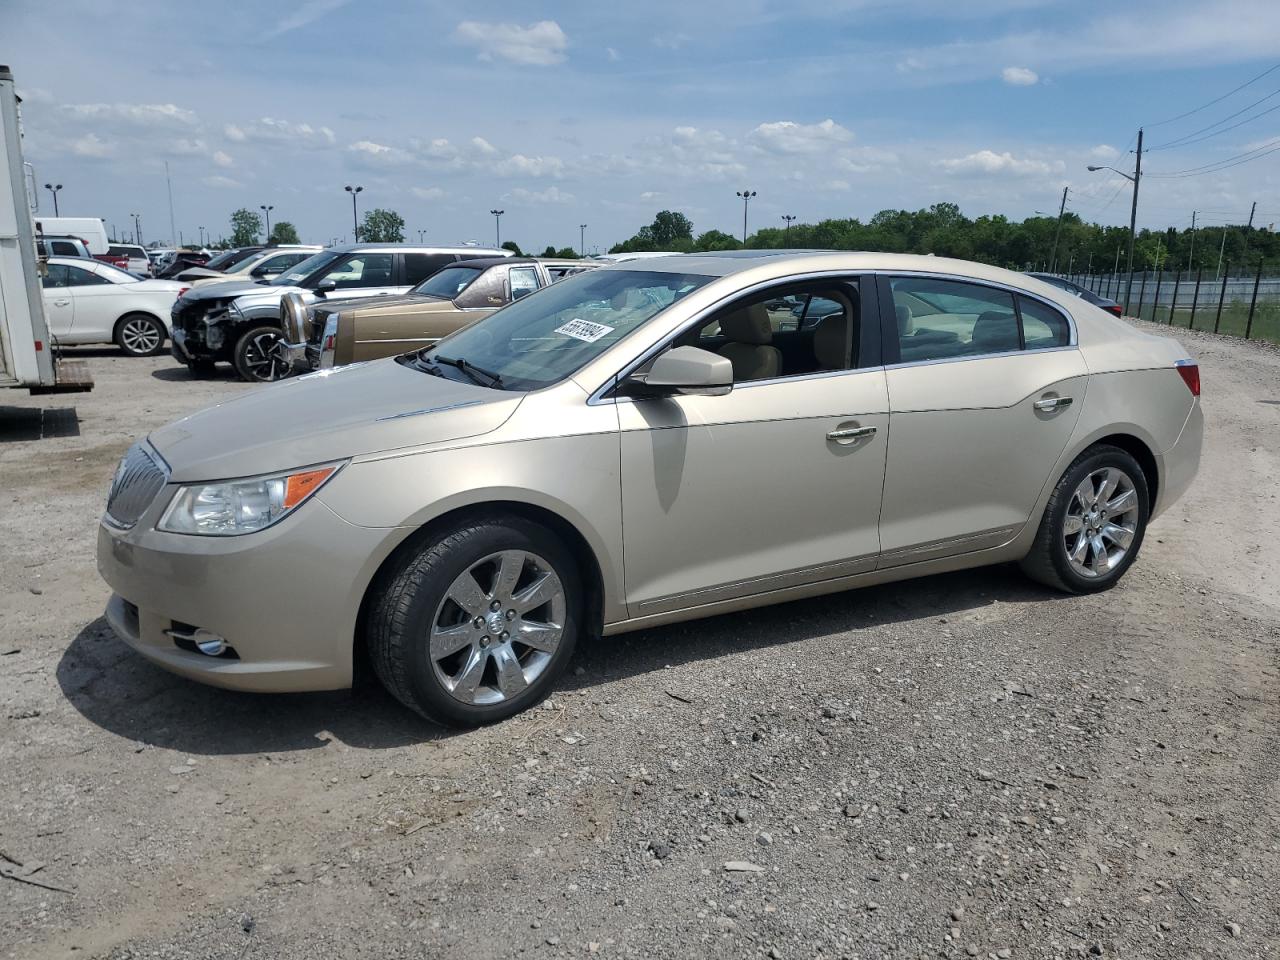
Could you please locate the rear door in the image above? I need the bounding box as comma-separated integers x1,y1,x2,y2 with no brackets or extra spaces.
40,264,76,337
877,273,1086,566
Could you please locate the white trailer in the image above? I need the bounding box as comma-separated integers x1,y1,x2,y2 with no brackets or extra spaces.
0,64,90,393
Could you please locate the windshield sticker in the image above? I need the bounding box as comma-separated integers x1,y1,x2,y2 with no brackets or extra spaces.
554,318,614,342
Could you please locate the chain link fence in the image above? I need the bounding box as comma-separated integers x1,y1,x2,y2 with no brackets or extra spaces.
1057,260,1280,343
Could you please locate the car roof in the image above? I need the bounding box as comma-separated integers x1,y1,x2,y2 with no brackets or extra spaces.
330,243,510,255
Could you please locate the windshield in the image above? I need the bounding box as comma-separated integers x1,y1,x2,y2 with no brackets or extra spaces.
267,250,343,286
406,269,712,391
207,248,260,271
414,265,483,299
94,262,141,284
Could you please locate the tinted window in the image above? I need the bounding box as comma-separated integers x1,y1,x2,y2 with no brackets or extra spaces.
315,253,394,290
65,264,110,286
42,264,72,288
1018,296,1071,349
50,240,81,256
403,253,456,286
889,277,1018,362
417,265,483,298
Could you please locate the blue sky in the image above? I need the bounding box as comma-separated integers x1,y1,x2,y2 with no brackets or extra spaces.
6,0,1280,251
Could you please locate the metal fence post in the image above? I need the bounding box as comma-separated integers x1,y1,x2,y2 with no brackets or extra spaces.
1213,261,1229,333
1137,271,1148,320
1245,256,1263,340
1168,270,1179,325
1189,267,1202,329
1152,266,1163,325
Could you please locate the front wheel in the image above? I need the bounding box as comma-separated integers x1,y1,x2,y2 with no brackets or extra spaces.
367,516,582,726
233,325,291,382
115,314,167,357
1020,444,1150,594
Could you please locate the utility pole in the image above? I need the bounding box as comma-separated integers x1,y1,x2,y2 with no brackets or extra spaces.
736,189,756,245
164,161,177,247
1248,201,1257,229
131,212,142,247
1123,128,1143,311
1216,228,1228,281
1049,186,1068,273
1187,210,1197,273
579,223,587,258
490,209,504,248
260,204,273,242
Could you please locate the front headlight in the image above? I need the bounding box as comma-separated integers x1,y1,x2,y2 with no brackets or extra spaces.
157,462,344,536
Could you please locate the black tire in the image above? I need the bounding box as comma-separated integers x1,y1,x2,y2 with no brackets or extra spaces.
186,358,217,378
115,313,167,357
367,515,582,727
1020,444,1150,594
233,325,290,382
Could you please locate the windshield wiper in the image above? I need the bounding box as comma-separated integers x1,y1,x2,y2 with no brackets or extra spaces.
432,354,504,388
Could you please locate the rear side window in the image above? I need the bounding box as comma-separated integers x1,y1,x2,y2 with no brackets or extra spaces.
888,276,1018,362
1018,296,1071,349
65,264,110,286
403,253,457,286
51,240,80,256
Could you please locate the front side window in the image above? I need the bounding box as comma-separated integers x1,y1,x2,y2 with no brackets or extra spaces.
66,264,111,287
268,250,343,286
42,264,71,288
402,269,712,391
315,253,394,290
889,277,1018,363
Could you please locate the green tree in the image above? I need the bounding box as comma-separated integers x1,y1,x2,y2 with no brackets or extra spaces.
610,210,695,253
269,221,300,244
229,208,262,247
694,229,740,251
540,245,558,258
501,240,524,256
359,208,405,243
554,247,578,259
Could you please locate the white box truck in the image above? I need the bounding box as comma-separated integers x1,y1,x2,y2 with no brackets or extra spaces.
0,64,91,393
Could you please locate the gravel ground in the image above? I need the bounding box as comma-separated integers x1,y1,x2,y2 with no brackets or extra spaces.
1,330,1277,960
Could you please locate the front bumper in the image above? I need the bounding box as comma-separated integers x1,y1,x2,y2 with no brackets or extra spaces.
97,494,399,693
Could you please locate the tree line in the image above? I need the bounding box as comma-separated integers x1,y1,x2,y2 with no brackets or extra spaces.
609,204,1280,276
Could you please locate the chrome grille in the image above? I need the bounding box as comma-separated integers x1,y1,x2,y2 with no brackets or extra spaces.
105,443,168,529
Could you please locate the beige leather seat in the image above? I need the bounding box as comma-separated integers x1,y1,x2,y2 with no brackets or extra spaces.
717,304,781,381
895,303,915,335
812,311,849,370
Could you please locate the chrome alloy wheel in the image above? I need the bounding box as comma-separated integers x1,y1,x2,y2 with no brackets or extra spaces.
429,550,566,706
120,317,162,355
242,331,290,380
1063,467,1139,579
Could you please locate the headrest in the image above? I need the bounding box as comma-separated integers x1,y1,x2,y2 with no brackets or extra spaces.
895,303,915,336
719,303,773,344
813,312,848,369
971,310,1019,350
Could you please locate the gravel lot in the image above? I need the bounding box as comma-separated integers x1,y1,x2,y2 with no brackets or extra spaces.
2,329,1278,960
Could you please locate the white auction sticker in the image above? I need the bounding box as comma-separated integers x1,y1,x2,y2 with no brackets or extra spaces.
554,318,615,342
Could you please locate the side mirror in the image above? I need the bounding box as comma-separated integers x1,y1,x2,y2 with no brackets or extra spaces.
623,345,733,398
315,278,337,295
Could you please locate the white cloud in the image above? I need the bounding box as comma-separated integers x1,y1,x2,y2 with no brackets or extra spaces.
411,186,445,200
493,153,565,178
348,139,415,165
652,32,690,50
505,185,574,204
1089,144,1119,160
822,179,852,192
749,119,854,155
639,191,663,201
212,150,233,168
71,134,113,158
202,175,242,189
225,118,335,146
1001,66,1039,86
938,149,1062,177
606,47,621,62
263,0,349,40
62,102,198,129
454,20,568,66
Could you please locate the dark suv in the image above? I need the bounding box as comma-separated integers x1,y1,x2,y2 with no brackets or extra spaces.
169,244,510,380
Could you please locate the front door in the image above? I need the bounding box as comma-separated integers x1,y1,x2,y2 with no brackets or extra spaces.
617,275,888,618
41,264,76,337
877,273,1087,565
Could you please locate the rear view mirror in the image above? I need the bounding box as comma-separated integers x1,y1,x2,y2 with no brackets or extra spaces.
623,346,733,398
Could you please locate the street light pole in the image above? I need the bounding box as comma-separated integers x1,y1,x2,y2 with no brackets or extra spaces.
260,204,274,242
418,229,426,243
490,209,504,248
1087,127,1142,312
1049,186,1068,273
198,225,205,247
131,212,142,247
43,183,62,216
345,185,363,242
579,223,587,258
781,214,797,242
736,189,756,245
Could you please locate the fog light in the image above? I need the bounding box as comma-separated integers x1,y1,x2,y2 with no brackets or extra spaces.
193,629,227,656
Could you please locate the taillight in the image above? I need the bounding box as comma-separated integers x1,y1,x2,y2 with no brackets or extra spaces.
1107,304,1123,317
1175,360,1200,397
177,287,190,297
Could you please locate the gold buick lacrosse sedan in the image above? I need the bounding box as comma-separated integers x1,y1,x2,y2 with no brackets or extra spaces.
98,252,1202,726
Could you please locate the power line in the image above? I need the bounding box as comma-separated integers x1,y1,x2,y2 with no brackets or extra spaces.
1147,136,1280,178
1146,61,1280,128
1148,95,1280,151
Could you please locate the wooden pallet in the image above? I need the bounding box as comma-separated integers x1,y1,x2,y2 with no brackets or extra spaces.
30,358,94,394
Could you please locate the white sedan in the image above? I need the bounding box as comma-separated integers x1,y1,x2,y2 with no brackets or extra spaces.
42,257,188,356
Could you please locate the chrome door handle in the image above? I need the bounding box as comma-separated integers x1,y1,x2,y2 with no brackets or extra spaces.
827,425,877,443
1033,396,1073,411
54,299,70,306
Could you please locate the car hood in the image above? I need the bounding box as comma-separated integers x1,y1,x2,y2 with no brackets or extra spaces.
180,279,281,303
148,358,522,482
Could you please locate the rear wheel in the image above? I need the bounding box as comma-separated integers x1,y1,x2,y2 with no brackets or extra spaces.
233,325,290,382
1020,444,1149,594
115,314,166,357
367,516,581,726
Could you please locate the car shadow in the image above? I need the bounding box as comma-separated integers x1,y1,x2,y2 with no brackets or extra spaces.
58,565,1064,756
149,365,239,382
